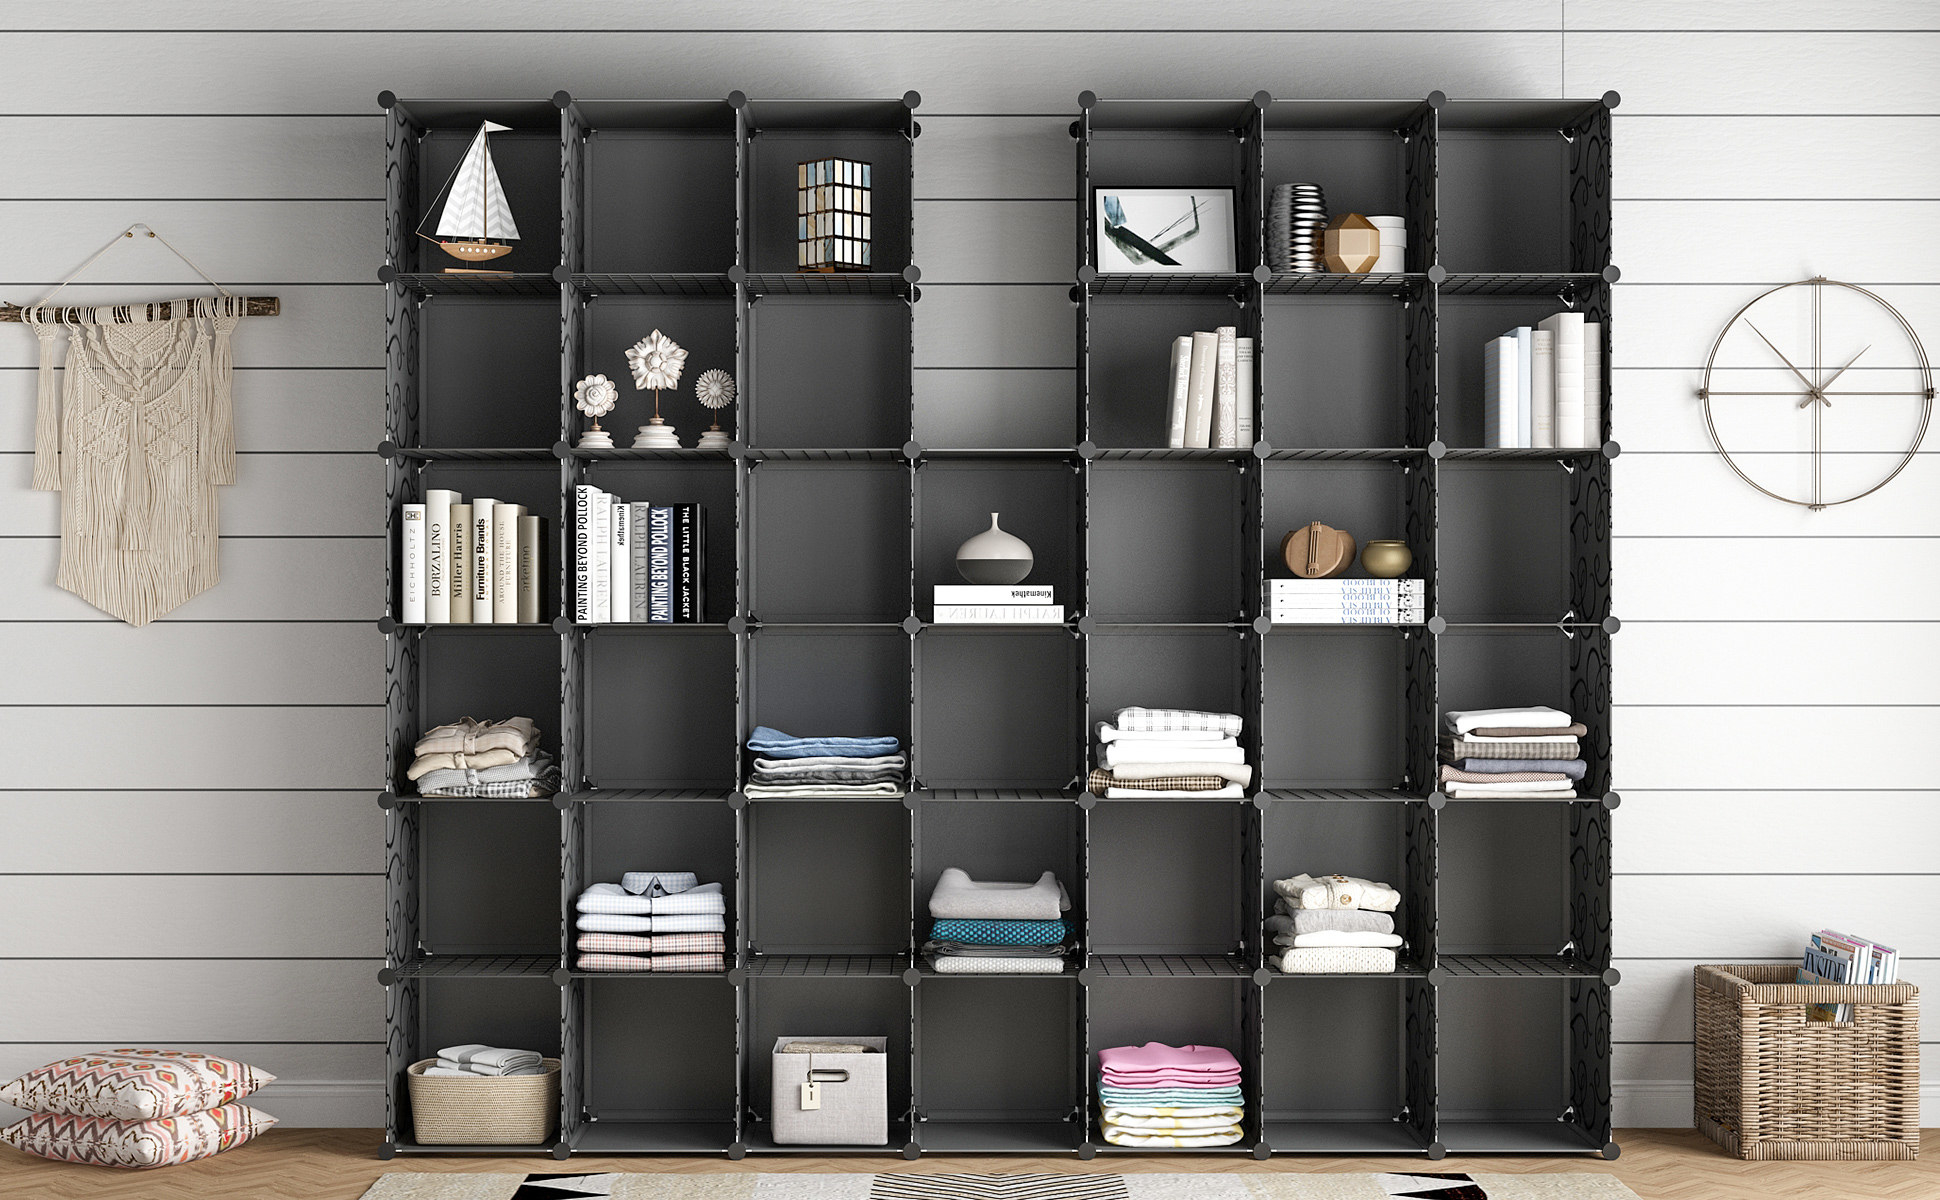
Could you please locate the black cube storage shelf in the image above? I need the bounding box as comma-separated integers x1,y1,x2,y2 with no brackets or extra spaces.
381,89,1616,1160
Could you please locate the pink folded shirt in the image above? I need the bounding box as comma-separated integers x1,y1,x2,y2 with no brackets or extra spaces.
1098,1043,1241,1074
1101,1072,1244,1088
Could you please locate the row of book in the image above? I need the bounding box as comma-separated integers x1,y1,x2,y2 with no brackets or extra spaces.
933,584,1063,624
572,486,706,624
1482,312,1604,449
1269,578,1424,624
1798,928,1900,1022
400,492,543,624
1164,327,1256,450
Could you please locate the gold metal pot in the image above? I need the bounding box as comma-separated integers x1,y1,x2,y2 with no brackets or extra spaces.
1360,539,1412,578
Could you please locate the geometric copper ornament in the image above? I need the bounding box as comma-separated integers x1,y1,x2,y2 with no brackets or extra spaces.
1323,213,1380,274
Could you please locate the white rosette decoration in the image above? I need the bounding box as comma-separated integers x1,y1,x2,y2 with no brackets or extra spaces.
692,367,736,450
626,330,688,419
574,373,619,425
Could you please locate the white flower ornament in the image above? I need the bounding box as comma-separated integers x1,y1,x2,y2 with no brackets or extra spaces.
626,330,687,393
695,369,736,410
573,373,619,420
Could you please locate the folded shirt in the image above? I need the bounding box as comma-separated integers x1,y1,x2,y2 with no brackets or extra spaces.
416,751,557,797
576,931,725,955
1099,734,1239,753
574,953,725,973
1087,768,1231,794
1100,742,1246,767
1439,766,1573,785
1113,707,1244,737
1273,873,1401,913
1446,757,1587,778
746,726,901,759
1097,1087,1244,1107
752,754,907,771
1275,930,1405,949
415,716,540,759
929,954,1067,974
1444,788,1578,800
1095,723,1243,744
1100,1125,1243,1148
928,867,1069,920
1441,736,1580,760
929,917,1072,946
1101,1070,1243,1087
1270,946,1398,974
1100,1106,1245,1129
577,881,725,915
1443,706,1573,735
1436,777,1573,792
749,767,906,786
1467,722,1588,738
405,747,521,780
744,782,905,797
621,871,698,896
1266,909,1395,937
576,912,726,934
1107,760,1252,786
1099,1042,1241,1076
436,1045,542,1073
924,941,1068,958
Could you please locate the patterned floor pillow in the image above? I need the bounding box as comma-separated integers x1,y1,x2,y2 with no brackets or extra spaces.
0,1103,277,1168
0,1049,274,1121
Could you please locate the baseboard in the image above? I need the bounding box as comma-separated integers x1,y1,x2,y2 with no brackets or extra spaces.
252,1080,385,1128
1614,1079,1936,1131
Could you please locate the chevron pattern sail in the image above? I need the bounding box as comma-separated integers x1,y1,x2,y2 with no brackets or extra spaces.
435,121,520,241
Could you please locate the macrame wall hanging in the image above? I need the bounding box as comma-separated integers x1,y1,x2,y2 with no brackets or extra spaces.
2,225,280,626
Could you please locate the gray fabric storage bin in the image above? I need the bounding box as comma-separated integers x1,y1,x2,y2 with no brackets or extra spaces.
771,1036,890,1145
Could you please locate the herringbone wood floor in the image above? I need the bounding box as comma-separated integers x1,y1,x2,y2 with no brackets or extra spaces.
0,1129,1932,1199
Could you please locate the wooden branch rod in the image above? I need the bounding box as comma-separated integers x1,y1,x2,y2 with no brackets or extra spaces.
0,297,281,323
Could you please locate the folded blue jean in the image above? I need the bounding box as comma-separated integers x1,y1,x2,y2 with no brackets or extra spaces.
1450,757,1586,778
929,917,1072,946
746,725,902,759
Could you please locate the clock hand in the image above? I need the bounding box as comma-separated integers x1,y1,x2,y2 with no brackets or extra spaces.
1815,344,1872,396
1745,322,1819,395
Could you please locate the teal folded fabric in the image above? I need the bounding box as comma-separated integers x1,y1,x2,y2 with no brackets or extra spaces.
929,917,1072,946
1098,1085,1244,1105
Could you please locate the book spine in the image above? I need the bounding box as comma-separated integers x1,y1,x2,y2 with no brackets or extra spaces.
933,585,1057,605
648,506,674,623
572,486,595,624
1483,337,1507,449
518,515,541,624
1540,312,1588,450
676,504,698,623
1212,325,1239,449
1235,336,1255,449
609,500,631,623
448,503,472,624
493,502,521,623
1165,335,1192,449
400,504,426,624
629,502,651,622
424,488,457,624
471,499,496,623
1582,322,1603,448
1530,328,1555,449
1514,326,1533,449
934,604,1066,624
1184,330,1218,449
692,503,706,619
590,490,611,624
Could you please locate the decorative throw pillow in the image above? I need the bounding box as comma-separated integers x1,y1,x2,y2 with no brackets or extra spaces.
0,1049,274,1121
0,1104,277,1168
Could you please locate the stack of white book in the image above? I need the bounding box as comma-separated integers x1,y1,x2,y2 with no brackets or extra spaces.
1483,312,1602,449
933,584,1063,624
400,490,543,625
1163,325,1255,449
1269,579,1424,625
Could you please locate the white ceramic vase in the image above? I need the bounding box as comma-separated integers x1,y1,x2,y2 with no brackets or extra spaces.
955,513,1033,585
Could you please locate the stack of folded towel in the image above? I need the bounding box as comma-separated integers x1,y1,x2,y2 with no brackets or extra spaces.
574,870,727,972
1097,1042,1244,1148
1087,707,1252,798
1268,873,1404,974
923,867,1073,974
745,726,906,798
1439,706,1586,800
423,1044,546,1077
409,716,559,799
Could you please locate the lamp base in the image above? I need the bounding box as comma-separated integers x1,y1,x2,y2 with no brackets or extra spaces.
632,418,681,449
576,428,615,449
695,428,732,451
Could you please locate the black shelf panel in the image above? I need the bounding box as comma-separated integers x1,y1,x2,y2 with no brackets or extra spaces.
745,954,911,977
1261,447,1429,462
1437,446,1603,461
1087,446,1254,461
916,1121,1080,1153
1087,272,1249,297
919,447,1082,462
386,447,557,461
1438,272,1608,297
1437,1121,1605,1154
741,1122,912,1154
748,447,907,462
388,271,559,297
1087,954,1248,978
915,788,1075,803
387,954,557,979
1264,272,1424,297
1260,1121,1429,1154
571,272,736,297
745,272,913,297
570,1121,737,1154
562,788,732,803
572,446,737,461
1438,954,1604,979
1258,788,1429,804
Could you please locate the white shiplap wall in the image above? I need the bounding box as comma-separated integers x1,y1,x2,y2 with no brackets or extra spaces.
0,0,1933,1130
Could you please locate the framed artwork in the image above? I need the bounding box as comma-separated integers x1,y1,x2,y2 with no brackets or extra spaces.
1093,187,1237,273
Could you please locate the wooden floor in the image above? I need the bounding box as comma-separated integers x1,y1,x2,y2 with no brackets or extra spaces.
0,1129,1932,1200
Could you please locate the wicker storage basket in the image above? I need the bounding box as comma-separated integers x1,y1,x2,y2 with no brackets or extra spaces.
406,1058,560,1145
1694,964,1919,1160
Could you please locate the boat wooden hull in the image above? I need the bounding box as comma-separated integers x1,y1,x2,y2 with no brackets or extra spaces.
438,239,513,262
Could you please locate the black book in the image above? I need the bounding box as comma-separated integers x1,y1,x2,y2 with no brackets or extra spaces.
676,503,704,623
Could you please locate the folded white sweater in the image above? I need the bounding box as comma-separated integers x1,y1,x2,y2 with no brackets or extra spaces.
1273,873,1401,913
1100,741,1244,766
1095,723,1237,745
928,867,1070,920
1444,706,1572,735
1274,930,1405,949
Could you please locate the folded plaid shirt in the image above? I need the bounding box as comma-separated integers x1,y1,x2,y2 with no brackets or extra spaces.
1088,769,1229,794
576,912,727,934
418,774,559,798
575,953,726,972
576,932,725,955
1439,736,1580,761
1112,707,1243,736
577,883,726,916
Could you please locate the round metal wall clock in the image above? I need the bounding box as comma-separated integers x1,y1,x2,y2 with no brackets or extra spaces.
1698,277,1933,509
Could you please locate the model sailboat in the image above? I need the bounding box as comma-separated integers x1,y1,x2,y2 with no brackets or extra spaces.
419,121,521,270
